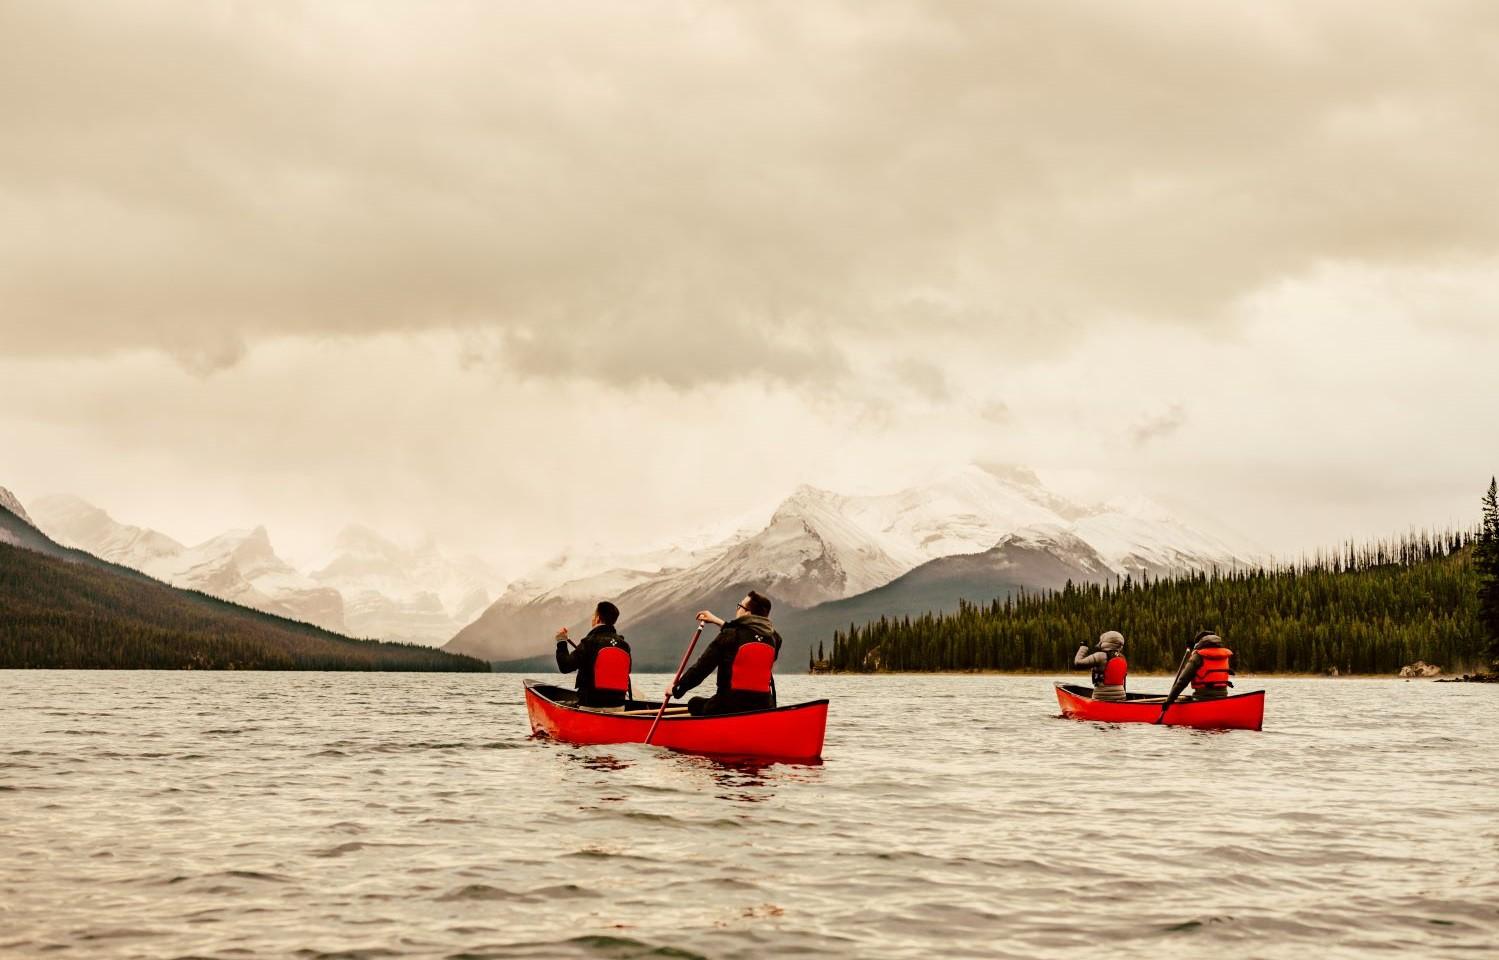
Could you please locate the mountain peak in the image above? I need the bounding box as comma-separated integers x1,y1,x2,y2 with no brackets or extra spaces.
972,462,1043,487
0,486,35,527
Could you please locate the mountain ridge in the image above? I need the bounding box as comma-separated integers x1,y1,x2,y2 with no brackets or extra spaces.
0,498,488,672
451,464,1258,667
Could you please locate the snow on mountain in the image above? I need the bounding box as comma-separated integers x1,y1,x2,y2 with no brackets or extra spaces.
1072,497,1259,577
26,497,509,643
30,494,185,569
29,497,343,633
310,525,500,644
447,463,1257,663
499,527,750,605
154,527,347,633
446,529,748,662
1,486,36,528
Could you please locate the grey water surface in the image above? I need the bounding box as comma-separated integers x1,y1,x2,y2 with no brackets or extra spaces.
3,672,1497,959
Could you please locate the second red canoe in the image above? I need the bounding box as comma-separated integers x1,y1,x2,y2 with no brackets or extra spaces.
1055,682,1265,730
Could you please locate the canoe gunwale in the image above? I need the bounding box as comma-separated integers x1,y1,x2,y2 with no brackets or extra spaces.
524,680,830,721
1055,682,1265,706
523,680,830,760
1054,682,1265,731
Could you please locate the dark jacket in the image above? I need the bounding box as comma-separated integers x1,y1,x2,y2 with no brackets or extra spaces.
672,615,782,710
556,625,631,705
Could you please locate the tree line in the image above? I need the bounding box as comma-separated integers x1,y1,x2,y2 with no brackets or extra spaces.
0,542,490,671
829,525,1493,676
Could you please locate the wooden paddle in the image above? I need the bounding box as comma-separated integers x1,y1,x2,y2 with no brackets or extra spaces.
644,622,706,746
1155,645,1193,724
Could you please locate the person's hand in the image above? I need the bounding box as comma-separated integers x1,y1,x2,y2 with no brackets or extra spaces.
664,685,676,700
555,627,569,641
695,610,723,626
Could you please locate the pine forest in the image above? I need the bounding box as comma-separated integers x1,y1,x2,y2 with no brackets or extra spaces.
829,529,1491,676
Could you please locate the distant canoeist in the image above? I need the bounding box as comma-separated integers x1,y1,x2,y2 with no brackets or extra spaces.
555,601,632,708
1074,630,1128,701
668,590,782,716
1161,631,1235,710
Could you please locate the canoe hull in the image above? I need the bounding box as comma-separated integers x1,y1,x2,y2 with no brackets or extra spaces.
524,681,828,761
1055,682,1264,731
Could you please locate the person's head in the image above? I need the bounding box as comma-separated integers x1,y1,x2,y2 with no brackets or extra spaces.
1193,630,1220,648
593,601,620,628
1097,630,1124,652
736,590,772,618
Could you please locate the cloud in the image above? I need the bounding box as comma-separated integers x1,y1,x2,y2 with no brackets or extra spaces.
3,1,1498,387
1129,404,1186,447
171,334,248,377
889,357,950,402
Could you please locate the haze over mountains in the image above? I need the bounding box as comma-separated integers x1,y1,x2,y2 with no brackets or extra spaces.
0,488,487,672
26,495,496,644
12,465,1257,668
447,464,1258,669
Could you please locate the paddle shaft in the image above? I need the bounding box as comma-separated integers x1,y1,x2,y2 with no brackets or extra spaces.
644,623,706,746
1156,645,1194,723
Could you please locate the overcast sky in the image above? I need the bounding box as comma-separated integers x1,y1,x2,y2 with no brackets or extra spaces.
3,0,1496,578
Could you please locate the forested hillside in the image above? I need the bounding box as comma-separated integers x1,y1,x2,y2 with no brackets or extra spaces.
828,531,1486,675
0,505,489,671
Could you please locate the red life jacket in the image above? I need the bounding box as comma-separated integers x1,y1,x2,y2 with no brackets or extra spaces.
729,639,776,694
592,643,631,693
1101,653,1127,687
1191,646,1233,690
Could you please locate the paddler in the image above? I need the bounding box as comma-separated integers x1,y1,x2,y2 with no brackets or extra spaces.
1157,630,1235,720
1073,630,1128,701
555,601,632,708
667,590,782,716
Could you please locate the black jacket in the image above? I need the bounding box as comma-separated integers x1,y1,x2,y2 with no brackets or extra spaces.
556,625,630,703
672,615,781,706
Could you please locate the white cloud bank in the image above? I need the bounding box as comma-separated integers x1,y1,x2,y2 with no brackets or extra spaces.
3,260,1494,576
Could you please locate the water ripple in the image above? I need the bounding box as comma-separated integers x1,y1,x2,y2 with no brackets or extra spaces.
2,672,1496,959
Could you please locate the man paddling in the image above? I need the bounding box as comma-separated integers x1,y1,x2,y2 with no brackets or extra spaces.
1156,630,1235,721
1073,630,1128,701
555,601,632,708
667,590,782,716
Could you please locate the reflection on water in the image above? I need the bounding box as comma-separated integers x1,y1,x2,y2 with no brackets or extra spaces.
2,671,1497,959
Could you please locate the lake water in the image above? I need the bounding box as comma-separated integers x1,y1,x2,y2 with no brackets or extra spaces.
3,672,1497,959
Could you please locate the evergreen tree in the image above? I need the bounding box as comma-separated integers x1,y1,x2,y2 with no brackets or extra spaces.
1477,477,1499,664
825,527,1485,675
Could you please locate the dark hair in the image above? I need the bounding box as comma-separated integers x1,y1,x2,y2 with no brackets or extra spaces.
744,590,772,617
595,601,620,626
1193,629,1217,645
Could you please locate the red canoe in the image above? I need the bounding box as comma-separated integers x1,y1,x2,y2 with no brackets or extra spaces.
524,681,829,761
1055,682,1265,731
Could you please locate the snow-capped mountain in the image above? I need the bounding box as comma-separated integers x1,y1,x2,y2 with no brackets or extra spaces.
1,486,36,529
28,495,348,634
30,495,185,569
310,525,499,644
447,531,748,664
1,486,38,547
445,464,1257,664
26,495,501,644
155,527,347,632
